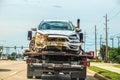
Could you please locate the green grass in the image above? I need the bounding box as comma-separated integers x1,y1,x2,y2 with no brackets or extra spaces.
88,66,120,80
114,65,120,68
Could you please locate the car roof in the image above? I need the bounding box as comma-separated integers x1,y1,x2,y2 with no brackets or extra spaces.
41,20,70,23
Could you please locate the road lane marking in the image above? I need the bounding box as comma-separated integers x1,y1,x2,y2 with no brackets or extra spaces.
9,72,17,76
1,69,26,80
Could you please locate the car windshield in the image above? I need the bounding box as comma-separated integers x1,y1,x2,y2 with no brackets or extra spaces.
39,21,74,30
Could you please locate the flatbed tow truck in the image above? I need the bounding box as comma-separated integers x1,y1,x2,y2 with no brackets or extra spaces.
24,19,93,80
24,51,93,80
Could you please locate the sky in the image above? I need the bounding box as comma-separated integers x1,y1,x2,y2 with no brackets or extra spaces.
0,0,120,53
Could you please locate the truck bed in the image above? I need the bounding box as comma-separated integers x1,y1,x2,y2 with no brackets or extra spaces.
24,51,93,58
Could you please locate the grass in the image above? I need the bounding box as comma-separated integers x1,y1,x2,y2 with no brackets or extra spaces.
88,66,120,80
114,65,120,68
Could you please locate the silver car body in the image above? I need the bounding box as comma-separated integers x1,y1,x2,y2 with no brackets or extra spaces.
34,20,82,52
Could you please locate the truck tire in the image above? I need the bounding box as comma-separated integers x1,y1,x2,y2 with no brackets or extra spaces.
71,78,77,80
79,78,85,80
71,78,85,80
27,64,33,79
35,76,41,79
27,76,33,79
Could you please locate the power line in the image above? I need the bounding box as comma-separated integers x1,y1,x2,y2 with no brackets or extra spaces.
96,7,119,26
109,10,120,20
111,33,120,38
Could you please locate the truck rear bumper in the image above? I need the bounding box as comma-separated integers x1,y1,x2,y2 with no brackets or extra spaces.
29,63,84,72
27,63,86,79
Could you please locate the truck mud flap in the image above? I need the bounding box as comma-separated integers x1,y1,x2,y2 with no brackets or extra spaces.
71,67,86,78
41,74,70,80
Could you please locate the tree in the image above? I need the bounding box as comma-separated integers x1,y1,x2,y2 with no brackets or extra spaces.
0,52,2,58
109,48,118,62
100,45,110,61
11,52,17,56
11,52,17,60
109,47,120,63
116,55,120,63
0,46,3,58
100,45,106,61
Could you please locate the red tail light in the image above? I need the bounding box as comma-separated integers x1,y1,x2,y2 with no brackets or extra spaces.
84,61,90,66
90,51,94,57
24,49,30,53
26,58,36,63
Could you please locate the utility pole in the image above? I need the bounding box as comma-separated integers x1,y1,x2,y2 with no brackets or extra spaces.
84,32,86,51
105,14,109,63
117,36,120,48
0,46,3,59
110,37,114,48
95,25,97,57
0,40,6,59
100,35,102,49
6,47,10,59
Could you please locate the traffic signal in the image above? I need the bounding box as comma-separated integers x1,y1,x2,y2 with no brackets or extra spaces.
21,46,23,49
14,46,16,49
0,46,3,51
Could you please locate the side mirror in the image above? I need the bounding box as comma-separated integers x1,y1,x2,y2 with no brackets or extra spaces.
76,28,81,32
77,19,80,28
27,31,32,40
31,28,37,31
79,33,83,42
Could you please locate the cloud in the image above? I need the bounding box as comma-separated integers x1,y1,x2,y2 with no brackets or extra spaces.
52,5,62,8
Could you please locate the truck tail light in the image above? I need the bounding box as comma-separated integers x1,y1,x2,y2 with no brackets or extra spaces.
26,58,36,63
24,49,30,53
83,61,90,67
90,51,94,57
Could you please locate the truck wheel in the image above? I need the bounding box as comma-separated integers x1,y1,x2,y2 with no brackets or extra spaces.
27,65,33,79
27,76,33,79
35,76,41,79
79,78,85,80
71,78,77,80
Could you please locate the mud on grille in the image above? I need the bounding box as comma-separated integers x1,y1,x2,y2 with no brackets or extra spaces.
47,38,68,42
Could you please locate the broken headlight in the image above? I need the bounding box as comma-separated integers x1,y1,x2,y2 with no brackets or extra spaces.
69,34,78,40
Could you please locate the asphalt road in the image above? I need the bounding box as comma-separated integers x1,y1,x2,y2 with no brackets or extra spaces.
0,60,98,80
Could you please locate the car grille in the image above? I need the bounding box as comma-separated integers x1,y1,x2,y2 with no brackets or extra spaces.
47,38,68,42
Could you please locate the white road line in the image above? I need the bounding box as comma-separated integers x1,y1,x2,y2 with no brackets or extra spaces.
9,72,17,76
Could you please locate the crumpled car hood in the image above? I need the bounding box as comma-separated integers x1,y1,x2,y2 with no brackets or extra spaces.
37,30,76,36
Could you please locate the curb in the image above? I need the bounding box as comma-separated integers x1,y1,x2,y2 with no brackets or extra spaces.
87,69,110,80
94,73,110,80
